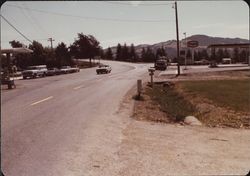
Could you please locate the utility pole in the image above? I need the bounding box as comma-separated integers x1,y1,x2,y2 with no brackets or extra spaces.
48,37,55,49
174,1,180,75
183,32,187,70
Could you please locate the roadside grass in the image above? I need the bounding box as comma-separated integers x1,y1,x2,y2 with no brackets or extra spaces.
146,85,196,122
179,79,250,113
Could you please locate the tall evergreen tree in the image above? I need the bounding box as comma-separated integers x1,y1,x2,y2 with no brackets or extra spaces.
144,47,155,63
116,43,122,61
121,43,129,61
141,47,146,61
216,48,224,63
105,47,113,60
223,49,230,58
233,48,239,63
129,44,137,62
239,49,247,63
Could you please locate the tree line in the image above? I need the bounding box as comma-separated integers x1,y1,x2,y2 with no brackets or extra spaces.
1,33,101,69
1,33,249,69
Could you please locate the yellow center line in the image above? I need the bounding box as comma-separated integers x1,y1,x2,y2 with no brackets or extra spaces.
30,96,53,106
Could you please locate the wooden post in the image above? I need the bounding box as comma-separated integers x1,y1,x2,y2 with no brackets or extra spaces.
137,79,142,98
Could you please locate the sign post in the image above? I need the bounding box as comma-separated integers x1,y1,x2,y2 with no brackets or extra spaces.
187,41,199,64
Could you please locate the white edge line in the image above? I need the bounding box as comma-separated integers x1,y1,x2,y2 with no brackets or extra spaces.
30,96,53,106
73,86,82,90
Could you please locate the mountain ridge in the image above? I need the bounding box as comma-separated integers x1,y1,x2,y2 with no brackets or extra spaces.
104,34,249,58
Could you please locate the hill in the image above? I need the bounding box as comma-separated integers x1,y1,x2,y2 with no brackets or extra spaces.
104,34,249,58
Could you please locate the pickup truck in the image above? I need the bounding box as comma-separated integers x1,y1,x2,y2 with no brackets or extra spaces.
22,65,48,79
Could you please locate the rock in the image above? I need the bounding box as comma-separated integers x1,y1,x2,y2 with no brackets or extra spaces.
184,116,202,126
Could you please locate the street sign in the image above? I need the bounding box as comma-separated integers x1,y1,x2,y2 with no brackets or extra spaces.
187,40,199,48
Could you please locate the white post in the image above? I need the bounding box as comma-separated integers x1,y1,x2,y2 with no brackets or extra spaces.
137,79,142,98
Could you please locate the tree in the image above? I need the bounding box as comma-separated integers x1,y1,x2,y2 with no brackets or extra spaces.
201,49,209,60
44,47,56,68
71,33,101,66
121,43,129,61
105,47,113,60
141,47,146,61
116,43,122,61
144,47,155,63
9,40,23,48
28,41,46,66
55,42,71,67
9,40,28,68
223,49,230,58
239,49,247,63
186,49,192,58
216,48,224,63
156,46,166,59
129,44,137,62
233,48,239,63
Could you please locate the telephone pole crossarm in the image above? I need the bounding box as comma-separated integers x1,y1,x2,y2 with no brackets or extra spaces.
48,37,55,49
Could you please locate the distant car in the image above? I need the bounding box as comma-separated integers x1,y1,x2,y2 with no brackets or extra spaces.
22,65,48,79
46,68,61,76
96,65,112,74
60,66,72,74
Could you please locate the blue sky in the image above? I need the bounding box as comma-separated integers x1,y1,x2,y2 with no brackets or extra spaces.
1,1,249,49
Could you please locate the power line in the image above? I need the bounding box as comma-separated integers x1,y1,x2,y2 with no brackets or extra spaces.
6,4,174,23
1,14,33,43
21,2,49,37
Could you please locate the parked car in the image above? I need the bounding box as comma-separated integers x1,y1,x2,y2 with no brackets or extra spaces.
70,66,80,73
22,65,47,79
96,65,112,74
60,66,72,74
46,68,61,76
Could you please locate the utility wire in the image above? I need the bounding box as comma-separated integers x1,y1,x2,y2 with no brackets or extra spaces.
1,14,33,43
6,4,174,23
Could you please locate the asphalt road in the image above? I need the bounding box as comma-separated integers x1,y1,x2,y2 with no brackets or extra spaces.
1,61,151,176
2,62,250,175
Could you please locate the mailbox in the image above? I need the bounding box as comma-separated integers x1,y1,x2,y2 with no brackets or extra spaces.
148,67,155,87
148,67,155,75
